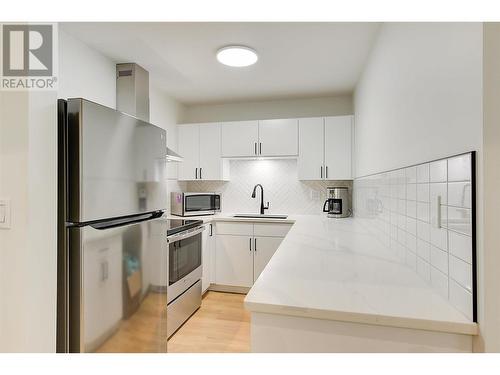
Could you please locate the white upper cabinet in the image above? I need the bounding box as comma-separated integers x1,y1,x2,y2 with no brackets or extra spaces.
258,119,298,157
178,124,200,181
221,121,259,157
298,115,353,180
199,123,224,180
324,116,352,180
297,117,324,180
178,123,229,181
221,119,298,157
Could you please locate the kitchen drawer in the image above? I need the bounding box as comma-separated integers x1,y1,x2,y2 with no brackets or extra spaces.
215,222,253,236
167,280,201,338
253,223,292,237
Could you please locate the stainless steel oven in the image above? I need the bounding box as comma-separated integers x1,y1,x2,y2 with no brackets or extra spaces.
171,192,221,216
166,223,204,337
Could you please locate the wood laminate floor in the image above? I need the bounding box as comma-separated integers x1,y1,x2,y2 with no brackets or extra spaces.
168,291,250,353
94,290,249,353
96,291,167,353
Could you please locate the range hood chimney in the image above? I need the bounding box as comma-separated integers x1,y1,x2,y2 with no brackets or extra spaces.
116,63,183,162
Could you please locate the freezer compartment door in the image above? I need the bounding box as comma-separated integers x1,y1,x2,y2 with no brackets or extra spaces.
66,98,167,223
68,217,168,352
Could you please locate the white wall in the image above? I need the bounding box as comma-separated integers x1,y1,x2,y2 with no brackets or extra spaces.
0,90,58,352
149,85,186,211
353,23,486,351
182,95,352,123
480,23,500,353
0,26,184,352
58,29,116,108
354,23,483,177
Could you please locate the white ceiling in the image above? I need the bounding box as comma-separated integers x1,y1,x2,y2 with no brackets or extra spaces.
61,22,380,104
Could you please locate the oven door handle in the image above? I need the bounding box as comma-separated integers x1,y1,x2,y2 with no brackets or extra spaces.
167,226,205,243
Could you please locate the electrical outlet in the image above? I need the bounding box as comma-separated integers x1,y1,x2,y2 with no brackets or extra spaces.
0,198,11,229
310,190,320,201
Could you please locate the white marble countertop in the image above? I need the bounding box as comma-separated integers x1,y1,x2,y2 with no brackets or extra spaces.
163,213,296,224
164,213,477,335
243,214,477,335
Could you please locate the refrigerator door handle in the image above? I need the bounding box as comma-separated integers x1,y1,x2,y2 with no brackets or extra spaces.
88,211,163,230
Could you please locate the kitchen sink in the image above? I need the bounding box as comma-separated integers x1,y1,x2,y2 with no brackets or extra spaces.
233,214,288,219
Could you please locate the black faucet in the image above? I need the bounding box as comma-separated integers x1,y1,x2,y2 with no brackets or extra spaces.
251,184,269,215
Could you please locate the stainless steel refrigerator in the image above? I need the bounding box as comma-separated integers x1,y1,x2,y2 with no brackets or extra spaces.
57,98,169,353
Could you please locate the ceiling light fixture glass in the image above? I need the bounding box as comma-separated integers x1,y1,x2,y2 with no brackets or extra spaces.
216,46,258,67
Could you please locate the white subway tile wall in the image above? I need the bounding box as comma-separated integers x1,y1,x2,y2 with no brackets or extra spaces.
353,153,475,321
185,159,352,215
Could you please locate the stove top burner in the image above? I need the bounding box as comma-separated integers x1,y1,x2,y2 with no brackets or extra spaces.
166,219,203,236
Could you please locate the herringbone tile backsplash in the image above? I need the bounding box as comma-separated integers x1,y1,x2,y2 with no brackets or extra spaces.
185,159,351,215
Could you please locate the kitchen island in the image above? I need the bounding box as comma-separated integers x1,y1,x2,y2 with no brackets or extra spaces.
242,215,478,352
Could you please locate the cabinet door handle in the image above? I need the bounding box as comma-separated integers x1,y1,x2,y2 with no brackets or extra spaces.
249,238,252,252
209,223,213,236
326,166,328,179
101,261,109,282
200,168,202,179
320,166,323,179
254,238,257,252
254,142,257,155
259,142,262,155
195,168,198,179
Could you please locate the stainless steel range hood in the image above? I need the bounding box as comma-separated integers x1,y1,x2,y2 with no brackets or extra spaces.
164,148,183,162
116,62,183,163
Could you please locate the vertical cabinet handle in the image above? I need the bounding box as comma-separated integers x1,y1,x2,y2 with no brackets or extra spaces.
254,142,257,155
320,166,323,179
326,166,328,179
249,238,252,252
100,261,109,282
200,168,202,179
259,142,262,155
254,238,257,252
209,223,213,236
195,168,198,179
435,195,442,229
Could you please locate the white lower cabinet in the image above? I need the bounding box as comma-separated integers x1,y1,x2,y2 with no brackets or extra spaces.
215,234,254,287
214,222,292,290
201,223,215,293
253,236,284,281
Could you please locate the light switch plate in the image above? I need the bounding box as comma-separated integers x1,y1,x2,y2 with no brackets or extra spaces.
0,198,11,229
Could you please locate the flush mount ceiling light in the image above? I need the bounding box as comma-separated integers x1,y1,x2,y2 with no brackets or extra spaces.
216,46,258,67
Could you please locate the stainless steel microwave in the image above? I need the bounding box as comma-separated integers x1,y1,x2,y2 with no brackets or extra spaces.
170,192,221,216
